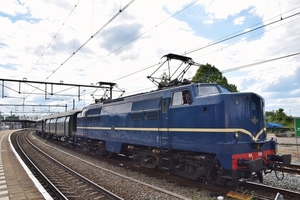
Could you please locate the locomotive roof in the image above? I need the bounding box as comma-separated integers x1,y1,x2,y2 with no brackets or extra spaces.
86,82,227,108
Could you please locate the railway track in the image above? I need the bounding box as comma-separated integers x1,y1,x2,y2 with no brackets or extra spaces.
32,132,234,199
104,153,300,200
236,163,300,200
24,130,203,199
241,181,300,200
14,130,123,200
281,163,300,175
29,130,300,200
122,158,300,200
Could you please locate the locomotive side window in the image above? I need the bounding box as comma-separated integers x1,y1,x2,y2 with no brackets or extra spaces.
87,108,101,117
198,86,219,96
172,92,183,106
132,98,160,111
182,90,191,104
172,90,191,106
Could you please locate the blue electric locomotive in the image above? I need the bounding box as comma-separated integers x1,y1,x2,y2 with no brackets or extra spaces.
73,54,291,186
37,53,291,187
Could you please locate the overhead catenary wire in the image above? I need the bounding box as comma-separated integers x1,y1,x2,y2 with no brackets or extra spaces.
47,10,300,108
184,11,300,55
191,14,300,63
24,0,82,102
11,2,300,115
32,2,300,90
221,52,300,74
23,0,136,101
44,0,136,81
28,0,82,76
81,0,200,71
109,8,300,84
39,0,201,104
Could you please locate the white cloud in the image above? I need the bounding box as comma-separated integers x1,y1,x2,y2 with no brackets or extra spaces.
203,19,214,24
201,0,254,19
234,16,245,25
0,0,27,16
0,0,300,117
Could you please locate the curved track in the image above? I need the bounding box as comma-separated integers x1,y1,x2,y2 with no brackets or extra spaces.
28,130,200,199
14,130,123,200
32,131,276,199
31,130,300,200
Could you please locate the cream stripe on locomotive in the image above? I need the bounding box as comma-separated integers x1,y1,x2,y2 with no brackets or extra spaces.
77,126,266,142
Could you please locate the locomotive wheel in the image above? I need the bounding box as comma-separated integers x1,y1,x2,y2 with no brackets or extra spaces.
173,163,198,180
140,155,157,169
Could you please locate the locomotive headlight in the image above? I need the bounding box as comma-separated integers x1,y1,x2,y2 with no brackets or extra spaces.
234,131,243,140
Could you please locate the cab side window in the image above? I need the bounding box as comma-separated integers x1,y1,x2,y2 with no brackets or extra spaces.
172,92,182,106
182,90,191,104
172,90,191,106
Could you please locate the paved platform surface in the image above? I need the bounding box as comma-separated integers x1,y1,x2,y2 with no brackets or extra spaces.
0,130,51,200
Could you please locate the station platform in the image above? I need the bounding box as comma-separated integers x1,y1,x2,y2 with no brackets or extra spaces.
0,129,51,200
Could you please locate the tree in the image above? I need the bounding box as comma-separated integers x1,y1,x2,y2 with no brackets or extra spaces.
192,64,238,92
266,108,294,127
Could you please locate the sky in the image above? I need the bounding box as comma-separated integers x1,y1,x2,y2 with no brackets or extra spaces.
0,0,300,119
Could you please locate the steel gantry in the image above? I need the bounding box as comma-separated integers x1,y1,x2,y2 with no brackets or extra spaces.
0,78,117,101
